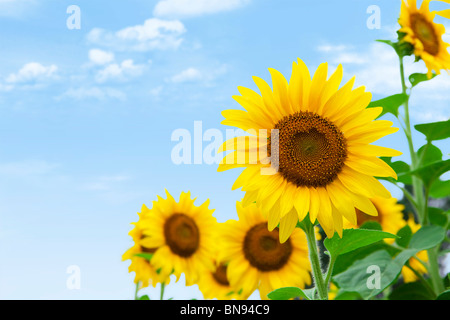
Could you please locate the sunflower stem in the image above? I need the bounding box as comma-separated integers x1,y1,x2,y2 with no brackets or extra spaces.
134,282,140,300
160,282,166,300
398,56,444,295
304,221,328,300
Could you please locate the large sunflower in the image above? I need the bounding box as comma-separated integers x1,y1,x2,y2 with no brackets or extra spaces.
343,197,406,238
219,60,401,241
219,201,312,300
432,0,450,18
138,190,217,286
399,0,450,76
122,205,170,288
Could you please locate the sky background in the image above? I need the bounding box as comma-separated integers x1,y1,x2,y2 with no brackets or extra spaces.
0,0,449,300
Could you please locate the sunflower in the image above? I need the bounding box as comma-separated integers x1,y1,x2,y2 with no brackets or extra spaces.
122,205,170,288
219,201,312,300
399,0,450,76
218,60,401,241
138,190,218,286
401,216,429,283
343,197,406,239
197,260,242,300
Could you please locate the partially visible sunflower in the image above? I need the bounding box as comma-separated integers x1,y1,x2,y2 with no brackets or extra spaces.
431,0,450,19
197,260,242,300
122,205,170,288
399,0,450,76
139,190,218,286
219,201,312,300
343,197,406,240
219,60,401,241
401,216,429,283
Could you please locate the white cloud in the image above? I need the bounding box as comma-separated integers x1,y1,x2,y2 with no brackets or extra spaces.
95,59,145,83
5,62,58,84
88,49,115,65
153,0,251,18
87,18,186,52
170,67,203,83
58,87,126,101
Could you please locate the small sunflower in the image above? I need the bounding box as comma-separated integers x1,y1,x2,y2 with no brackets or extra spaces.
343,197,406,238
197,260,241,300
122,205,170,288
401,216,429,283
219,60,401,241
399,0,450,76
219,201,312,300
138,190,218,286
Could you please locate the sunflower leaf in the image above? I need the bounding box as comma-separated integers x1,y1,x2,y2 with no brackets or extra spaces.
333,226,444,301
415,119,450,142
267,286,314,300
409,72,437,88
324,228,397,258
388,281,436,300
436,290,450,300
430,179,450,199
409,159,450,189
367,93,408,118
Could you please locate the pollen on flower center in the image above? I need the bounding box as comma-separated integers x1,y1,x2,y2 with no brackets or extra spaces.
243,223,292,272
410,13,439,55
164,213,200,257
270,111,347,188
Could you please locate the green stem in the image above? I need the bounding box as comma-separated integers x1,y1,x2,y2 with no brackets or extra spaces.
405,263,436,298
398,56,444,295
134,282,140,300
304,221,328,300
160,282,166,300
324,256,337,290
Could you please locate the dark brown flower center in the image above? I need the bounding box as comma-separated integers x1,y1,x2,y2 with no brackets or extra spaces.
212,263,230,286
164,213,200,258
410,13,439,55
270,112,347,188
243,223,292,272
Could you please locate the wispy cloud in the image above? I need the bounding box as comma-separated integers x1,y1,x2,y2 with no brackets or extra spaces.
86,18,186,52
88,49,115,66
153,0,251,18
57,86,126,101
95,59,145,83
4,62,58,88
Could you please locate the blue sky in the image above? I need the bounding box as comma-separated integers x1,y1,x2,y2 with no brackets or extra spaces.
0,0,449,300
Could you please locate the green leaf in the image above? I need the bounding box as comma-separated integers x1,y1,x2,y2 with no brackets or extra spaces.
408,225,446,250
324,228,397,258
333,291,363,300
409,159,450,188
333,226,445,300
138,295,150,300
333,250,402,299
395,225,412,248
428,207,448,228
415,119,450,142
417,143,443,167
267,287,314,300
367,93,408,118
333,242,399,276
436,290,450,300
430,179,450,199
134,253,154,261
409,72,437,88
388,281,436,300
